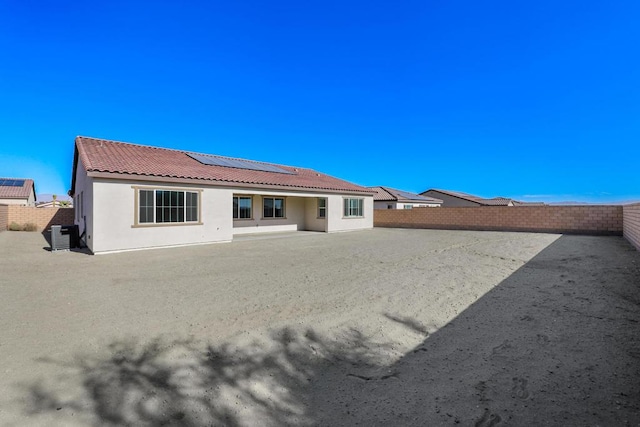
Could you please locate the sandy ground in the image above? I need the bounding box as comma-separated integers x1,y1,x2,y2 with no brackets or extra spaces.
0,228,638,426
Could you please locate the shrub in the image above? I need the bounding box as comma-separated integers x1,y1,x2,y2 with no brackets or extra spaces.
23,223,38,232
8,222,22,231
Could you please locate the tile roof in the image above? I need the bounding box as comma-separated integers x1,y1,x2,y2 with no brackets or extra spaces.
369,186,443,203
421,189,541,206
0,178,35,199
74,137,372,194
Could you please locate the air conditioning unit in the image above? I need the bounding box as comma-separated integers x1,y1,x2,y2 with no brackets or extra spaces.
51,225,79,251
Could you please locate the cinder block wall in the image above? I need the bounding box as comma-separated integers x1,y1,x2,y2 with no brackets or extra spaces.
0,205,8,232
374,205,623,236
623,203,640,250
6,206,75,231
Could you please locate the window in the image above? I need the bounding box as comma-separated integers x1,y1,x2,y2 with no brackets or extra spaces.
404,204,413,209
317,198,327,218
387,204,393,209
263,197,285,218
138,189,199,224
233,196,252,219
343,198,364,217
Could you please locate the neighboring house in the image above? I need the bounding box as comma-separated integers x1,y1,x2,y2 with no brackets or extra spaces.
0,178,36,206
369,186,442,209
70,136,374,254
36,194,73,208
36,200,73,208
420,189,545,207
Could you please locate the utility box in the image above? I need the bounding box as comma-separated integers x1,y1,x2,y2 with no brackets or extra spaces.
51,225,79,251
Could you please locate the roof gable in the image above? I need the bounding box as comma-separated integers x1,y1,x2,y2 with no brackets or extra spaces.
73,137,372,195
422,189,542,206
0,178,35,199
369,186,443,203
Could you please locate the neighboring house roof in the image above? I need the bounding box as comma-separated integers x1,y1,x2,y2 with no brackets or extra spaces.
0,178,36,200
37,193,72,204
512,200,546,206
71,137,373,195
369,186,443,204
421,189,543,206
36,200,73,208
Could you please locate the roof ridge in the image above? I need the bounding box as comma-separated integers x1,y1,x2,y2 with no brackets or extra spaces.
77,136,314,172
74,136,373,194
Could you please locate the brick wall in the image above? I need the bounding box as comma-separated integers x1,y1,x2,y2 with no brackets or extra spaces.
374,205,623,236
623,203,640,250
6,206,75,231
0,205,8,232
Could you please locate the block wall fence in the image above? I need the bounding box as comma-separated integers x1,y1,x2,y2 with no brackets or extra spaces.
0,205,8,232
623,203,640,251
1,205,75,231
2,204,639,251
374,205,623,236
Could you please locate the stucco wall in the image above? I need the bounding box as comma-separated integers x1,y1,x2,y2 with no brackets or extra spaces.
73,161,94,250
0,198,30,206
623,203,640,251
90,179,233,253
374,201,440,210
231,194,307,235
79,176,373,253
375,205,623,235
326,194,374,232
304,197,328,232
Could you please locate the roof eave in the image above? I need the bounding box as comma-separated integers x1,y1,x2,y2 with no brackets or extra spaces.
86,171,375,196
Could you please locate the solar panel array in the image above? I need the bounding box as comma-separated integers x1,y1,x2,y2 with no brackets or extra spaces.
394,189,429,201
187,153,296,175
0,179,25,187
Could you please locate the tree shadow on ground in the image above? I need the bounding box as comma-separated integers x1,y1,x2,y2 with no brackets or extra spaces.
19,236,640,426
22,328,394,426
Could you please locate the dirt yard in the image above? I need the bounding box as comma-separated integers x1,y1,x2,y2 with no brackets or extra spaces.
0,228,638,426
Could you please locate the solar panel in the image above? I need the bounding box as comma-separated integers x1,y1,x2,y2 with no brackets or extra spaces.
394,189,429,201
187,153,296,175
0,179,25,187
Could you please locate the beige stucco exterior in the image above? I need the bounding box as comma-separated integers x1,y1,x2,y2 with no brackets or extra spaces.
0,187,35,207
73,167,373,253
374,201,441,210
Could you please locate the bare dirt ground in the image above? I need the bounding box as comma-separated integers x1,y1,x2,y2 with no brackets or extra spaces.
0,228,638,426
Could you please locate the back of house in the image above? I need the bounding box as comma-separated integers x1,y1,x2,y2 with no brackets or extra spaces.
71,137,374,254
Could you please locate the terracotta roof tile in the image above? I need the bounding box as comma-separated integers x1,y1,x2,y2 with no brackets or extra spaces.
422,189,545,206
369,186,442,203
76,137,372,194
0,178,34,199
422,189,510,206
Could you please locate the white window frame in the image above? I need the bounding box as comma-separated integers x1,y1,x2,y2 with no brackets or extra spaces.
233,196,253,219
343,197,364,218
263,197,285,219
317,198,327,219
134,187,201,226
404,204,413,209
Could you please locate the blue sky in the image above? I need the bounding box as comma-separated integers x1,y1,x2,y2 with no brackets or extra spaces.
1,1,638,203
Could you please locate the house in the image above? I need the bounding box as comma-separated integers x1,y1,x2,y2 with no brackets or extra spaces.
36,200,73,208
36,194,73,208
0,178,36,206
420,189,544,207
369,186,442,209
70,137,374,254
